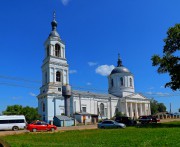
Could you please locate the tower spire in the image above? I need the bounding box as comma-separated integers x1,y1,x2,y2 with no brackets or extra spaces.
49,11,60,38
51,11,58,31
53,10,56,21
117,53,122,67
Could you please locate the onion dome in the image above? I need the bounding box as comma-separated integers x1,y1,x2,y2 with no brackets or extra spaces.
110,54,131,74
49,11,60,38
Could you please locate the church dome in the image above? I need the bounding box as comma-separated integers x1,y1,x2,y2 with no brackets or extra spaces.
110,54,131,75
111,66,130,74
49,11,60,38
49,30,60,38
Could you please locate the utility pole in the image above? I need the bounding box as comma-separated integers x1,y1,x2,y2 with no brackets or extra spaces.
170,103,171,114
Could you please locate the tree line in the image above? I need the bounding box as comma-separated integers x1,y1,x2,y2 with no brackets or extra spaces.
2,105,40,123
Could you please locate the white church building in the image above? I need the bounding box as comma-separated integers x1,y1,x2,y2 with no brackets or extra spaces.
37,13,151,123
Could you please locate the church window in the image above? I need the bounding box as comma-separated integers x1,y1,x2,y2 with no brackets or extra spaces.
55,44,61,57
120,77,123,86
100,103,104,116
130,78,132,87
42,102,45,112
45,72,48,83
104,108,108,117
47,45,49,57
56,71,61,82
111,79,114,87
82,107,86,112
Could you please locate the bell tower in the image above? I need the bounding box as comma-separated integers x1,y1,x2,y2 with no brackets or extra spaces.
37,12,69,122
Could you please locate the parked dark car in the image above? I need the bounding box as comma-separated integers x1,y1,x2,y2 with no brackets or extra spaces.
98,120,126,129
115,116,137,126
138,115,160,124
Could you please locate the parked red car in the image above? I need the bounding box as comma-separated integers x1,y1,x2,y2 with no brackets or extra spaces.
27,121,57,132
138,115,160,124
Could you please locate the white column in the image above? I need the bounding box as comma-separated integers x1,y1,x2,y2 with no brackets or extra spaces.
125,101,128,116
148,103,151,115
135,103,138,118
130,102,133,118
140,103,143,116
143,103,146,115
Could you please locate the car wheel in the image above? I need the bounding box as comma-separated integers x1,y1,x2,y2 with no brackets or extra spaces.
12,126,19,131
32,128,37,132
101,126,105,129
51,128,55,132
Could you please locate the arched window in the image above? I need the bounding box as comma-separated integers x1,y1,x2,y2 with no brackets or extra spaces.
47,45,49,57
56,71,61,82
42,102,45,112
130,78,132,87
100,103,104,116
55,44,60,57
111,79,114,87
45,72,47,83
120,77,123,86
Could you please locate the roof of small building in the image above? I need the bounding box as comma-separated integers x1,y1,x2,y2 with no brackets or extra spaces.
54,115,73,121
74,112,92,116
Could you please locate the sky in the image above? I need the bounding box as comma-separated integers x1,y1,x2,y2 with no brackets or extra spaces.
0,0,180,113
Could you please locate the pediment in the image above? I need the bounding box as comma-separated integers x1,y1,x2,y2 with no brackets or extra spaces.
125,93,147,99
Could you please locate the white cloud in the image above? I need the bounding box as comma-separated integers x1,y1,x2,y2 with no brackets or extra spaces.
155,92,170,97
12,96,21,100
146,92,170,97
146,92,153,95
29,92,36,97
69,70,77,74
148,87,154,90
88,62,97,67
95,65,115,76
86,82,92,86
61,0,70,6
160,86,164,88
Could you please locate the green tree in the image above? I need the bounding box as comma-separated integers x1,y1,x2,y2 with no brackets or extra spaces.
150,99,167,115
150,99,159,115
157,103,166,112
3,105,23,115
115,112,126,117
151,24,180,91
3,105,40,123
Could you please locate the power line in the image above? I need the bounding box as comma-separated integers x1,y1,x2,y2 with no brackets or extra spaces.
0,75,180,97
0,75,41,84
0,82,38,89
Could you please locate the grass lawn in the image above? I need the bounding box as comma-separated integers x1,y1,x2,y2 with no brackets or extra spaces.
1,121,180,147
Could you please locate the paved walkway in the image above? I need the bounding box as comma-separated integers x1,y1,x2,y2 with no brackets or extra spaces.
57,124,97,131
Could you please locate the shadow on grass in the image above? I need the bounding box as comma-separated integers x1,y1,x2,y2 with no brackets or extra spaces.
136,121,180,128
0,138,10,147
